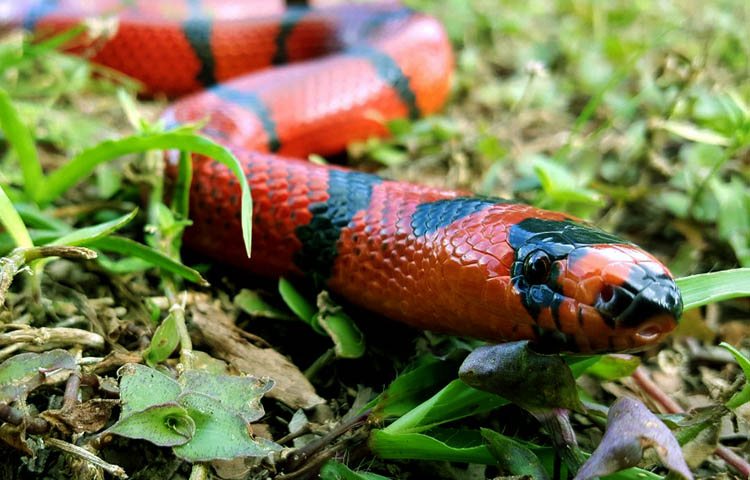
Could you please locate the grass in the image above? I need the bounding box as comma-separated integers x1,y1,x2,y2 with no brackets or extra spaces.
0,0,749,479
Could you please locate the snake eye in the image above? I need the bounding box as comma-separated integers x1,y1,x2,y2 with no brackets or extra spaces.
523,250,551,284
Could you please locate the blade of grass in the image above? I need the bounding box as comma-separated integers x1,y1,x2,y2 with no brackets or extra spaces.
87,236,208,286
171,150,193,219
676,269,750,310
37,132,252,257
48,209,138,247
0,87,42,199
0,186,33,248
13,203,72,232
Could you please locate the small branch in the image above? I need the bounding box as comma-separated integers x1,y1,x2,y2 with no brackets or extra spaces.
632,366,683,413
44,437,127,478
63,372,81,410
533,408,586,473
284,409,372,472
0,246,97,307
0,402,49,434
0,327,105,350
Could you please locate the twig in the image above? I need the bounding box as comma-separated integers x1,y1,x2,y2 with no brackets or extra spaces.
632,366,750,477
0,402,49,434
0,246,97,307
284,409,372,472
44,437,127,478
63,372,81,410
0,327,105,350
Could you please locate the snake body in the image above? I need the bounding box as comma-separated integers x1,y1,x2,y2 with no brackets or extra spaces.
4,0,683,353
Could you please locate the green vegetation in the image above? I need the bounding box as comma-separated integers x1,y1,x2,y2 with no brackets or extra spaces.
0,0,749,479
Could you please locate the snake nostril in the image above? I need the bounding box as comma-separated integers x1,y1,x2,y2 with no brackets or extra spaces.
596,285,633,318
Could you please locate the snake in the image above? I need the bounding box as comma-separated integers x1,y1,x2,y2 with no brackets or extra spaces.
4,0,683,354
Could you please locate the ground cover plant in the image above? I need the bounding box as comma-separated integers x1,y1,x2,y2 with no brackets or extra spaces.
1,0,750,478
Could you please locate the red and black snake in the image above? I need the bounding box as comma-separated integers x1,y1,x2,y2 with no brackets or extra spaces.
3,0,683,354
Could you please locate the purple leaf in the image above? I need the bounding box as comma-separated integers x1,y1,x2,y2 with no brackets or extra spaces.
574,396,693,480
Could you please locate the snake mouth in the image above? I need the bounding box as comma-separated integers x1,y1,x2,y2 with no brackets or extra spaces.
633,314,678,345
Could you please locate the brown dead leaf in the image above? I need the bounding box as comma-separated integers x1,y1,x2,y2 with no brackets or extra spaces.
42,399,118,434
0,422,31,455
574,396,692,480
84,350,143,375
211,458,252,479
187,292,325,409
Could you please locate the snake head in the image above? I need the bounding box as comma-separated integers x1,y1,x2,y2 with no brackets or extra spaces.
509,217,682,353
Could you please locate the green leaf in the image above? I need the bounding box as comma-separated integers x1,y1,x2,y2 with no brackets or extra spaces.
278,277,322,333
177,370,272,424
108,403,194,447
482,428,550,479
172,391,280,462
117,363,181,417
171,150,193,219
383,379,508,434
533,157,603,217
319,460,392,480
0,185,33,248
711,178,750,267
369,429,495,464
719,342,750,409
585,354,640,380
95,164,123,199
369,357,458,420
234,289,293,320
0,86,42,199
88,236,208,285
316,293,365,358
143,313,180,367
676,269,750,310
48,209,137,247
36,132,253,259
658,120,730,146
0,350,76,404
13,203,72,232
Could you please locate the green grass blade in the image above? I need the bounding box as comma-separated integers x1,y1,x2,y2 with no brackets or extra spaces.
383,379,508,434
0,186,33,248
20,25,88,63
38,132,252,257
369,429,495,464
48,209,138,247
719,342,750,409
0,87,43,199
13,204,72,232
676,269,750,310
171,150,193,219
88,236,208,286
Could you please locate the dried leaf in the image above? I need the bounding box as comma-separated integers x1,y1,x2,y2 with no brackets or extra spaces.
42,399,118,434
459,341,583,413
188,292,325,409
574,396,692,480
